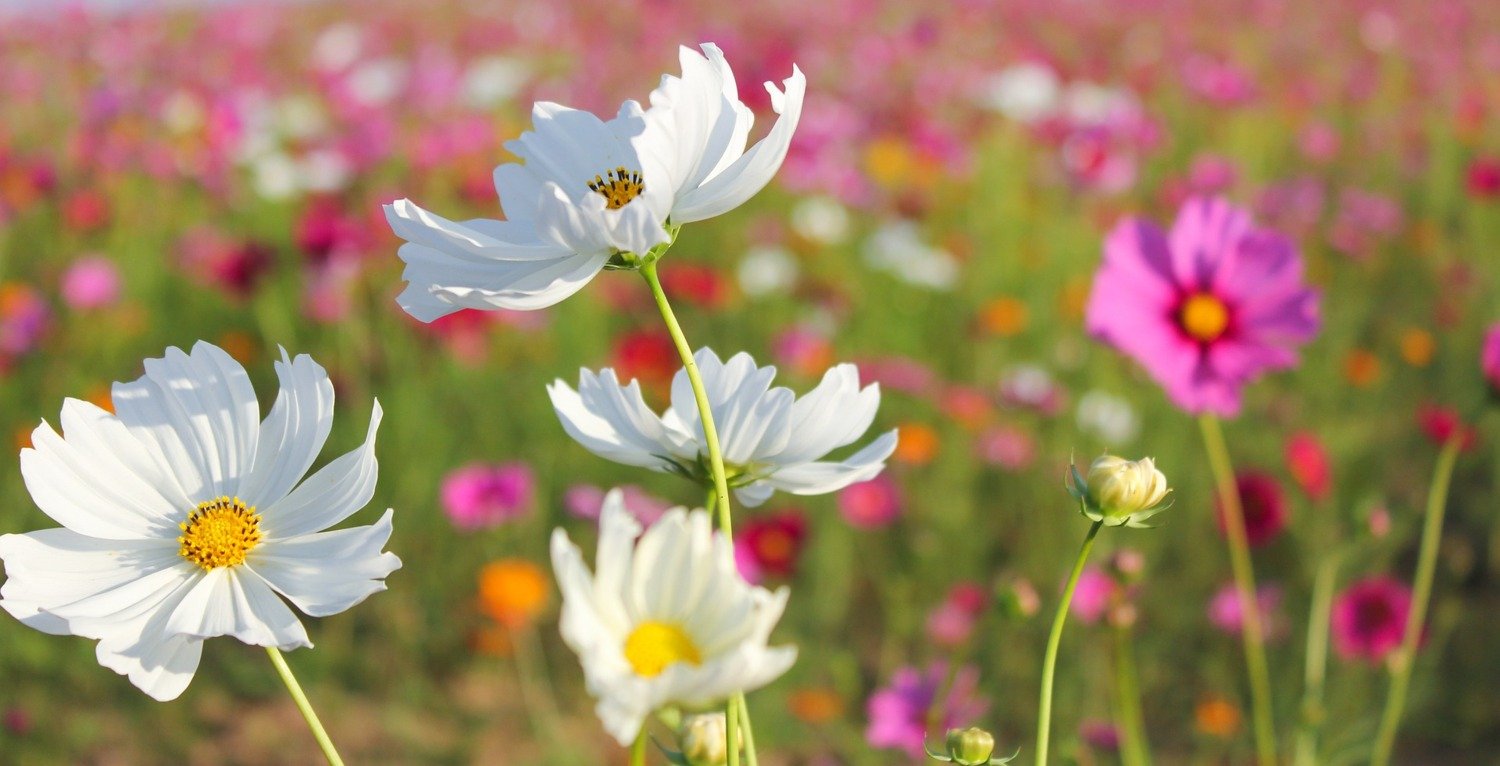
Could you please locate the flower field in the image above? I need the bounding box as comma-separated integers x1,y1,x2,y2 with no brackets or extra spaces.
1,0,1499,763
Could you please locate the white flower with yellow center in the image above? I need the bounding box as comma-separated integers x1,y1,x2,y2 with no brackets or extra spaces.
0,341,399,701
548,347,898,507
384,42,805,320
550,489,796,744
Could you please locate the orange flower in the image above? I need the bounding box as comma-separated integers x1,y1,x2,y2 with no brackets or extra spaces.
787,687,843,725
894,422,940,465
1398,329,1435,367
980,297,1029,337
86,385,115,414
477,559,550,630
1342,348,1382,388
864,136,915,191
1195,697,1241,739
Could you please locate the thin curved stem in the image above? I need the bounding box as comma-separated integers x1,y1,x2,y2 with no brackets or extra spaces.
1370,434,1463,766
642,262,734,537
1112,623,1152,766
265,647,345,766
1198,414,1278,766
1293,554,1340,766
630,728,648,766
1035,519,1102,766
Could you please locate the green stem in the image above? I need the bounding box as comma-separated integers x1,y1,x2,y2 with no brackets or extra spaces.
630,728,648,766
1198,413,1278,766
1111,623,1152,766
1293,554,1340,766
737,692,759,766
265,647,345,766
1369,435,1463,766
641,262,734,537
1035,519,1103,766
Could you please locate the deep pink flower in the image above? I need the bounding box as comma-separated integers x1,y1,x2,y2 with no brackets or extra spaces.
1086,197,1321,416
1332,577,1413,663
1070,567,1114,625
734,510,809,583
1285,431,1332,503
838,475,903,529
1208,583,1285,641
1466,157,1500,199
440,462,535,530
866,663,989,758
1216,472,1289,547
563,484,671,527
1417,404,1478,452
926,582,988,649
1080,719,1121,752
60,256,121,310
1482,323,1500,396
974,425,1035,471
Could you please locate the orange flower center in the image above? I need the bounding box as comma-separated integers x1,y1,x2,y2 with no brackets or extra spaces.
588,167,645,210
1179,293,1230,342
178,496,262,569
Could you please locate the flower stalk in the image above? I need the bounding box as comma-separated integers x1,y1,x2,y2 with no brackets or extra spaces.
266,647,345,766
1034,519,1103,766
1198,414,1278,766
1111,622,1152,766
1293,554,1340,766
1369,433,1464,766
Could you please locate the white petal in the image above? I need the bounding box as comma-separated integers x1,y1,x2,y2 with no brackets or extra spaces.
731,481,776,508
670,63,805,223
642,44,754,205
164,567,310,649
258,400,381,539
504,101,647,194
92,572,205,701
237,349,335,509
250,509,401,617
0,530,180,634
534,183,669,260
590,491,640,632
764,429,898,495
548,372,675,471
774,365,880,464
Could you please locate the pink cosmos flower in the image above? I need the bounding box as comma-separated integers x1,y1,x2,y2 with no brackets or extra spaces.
563,483,671,527
837,475,903,529
974,425,1035,471
440,462,536,530
1215,472,1289,547
1208,583,1285,641
866,663,989,758
1482,323,1500,396
734,510,808,584
1086,196,1321,416
926,582,988,649
60,256,121,310
1070,567,1115,625
1331,577,1413,663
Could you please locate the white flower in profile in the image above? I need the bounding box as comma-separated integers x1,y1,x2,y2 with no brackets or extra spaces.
0,342,399,701
385,42,806,321
548,348,897,507
551,489,796,744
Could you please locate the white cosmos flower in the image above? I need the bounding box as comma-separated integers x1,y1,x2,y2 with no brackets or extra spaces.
548,348,897,507
384,42,805,321
0,342,399,701
551,489,796,745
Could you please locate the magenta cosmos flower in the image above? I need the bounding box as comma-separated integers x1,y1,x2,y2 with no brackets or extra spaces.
866,663,989,758
1331,576,1412,663
1482,322,1500,396
440,462,535,530
1087,197,1320,416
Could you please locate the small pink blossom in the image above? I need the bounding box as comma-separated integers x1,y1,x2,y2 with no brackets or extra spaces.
837,475,903,529
440,462,535,530
60,256,121,310
563,484,671,527
1332,577,1413,663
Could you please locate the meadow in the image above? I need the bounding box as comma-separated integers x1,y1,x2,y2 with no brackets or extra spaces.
1,0,1499,763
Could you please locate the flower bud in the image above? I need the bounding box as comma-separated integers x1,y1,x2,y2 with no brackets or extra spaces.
1068,455,1171,528
679,712,737,766
945,727,995,765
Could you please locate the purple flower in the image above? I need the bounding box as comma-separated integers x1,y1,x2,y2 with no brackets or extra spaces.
440,462,535,530
1332,577,1413,663
60,256,121,310
866,663,989,758
1086,197,1320,417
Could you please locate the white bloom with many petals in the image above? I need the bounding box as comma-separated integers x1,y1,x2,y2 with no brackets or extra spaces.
548,348,897,507
385,42,805,320
551,489,796,744
0,342,399,701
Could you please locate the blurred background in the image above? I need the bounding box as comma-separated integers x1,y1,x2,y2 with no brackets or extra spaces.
2,0,1500,763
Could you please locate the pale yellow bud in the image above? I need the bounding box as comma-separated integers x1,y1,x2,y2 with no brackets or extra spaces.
680,712,738,766
1072,455,1171,527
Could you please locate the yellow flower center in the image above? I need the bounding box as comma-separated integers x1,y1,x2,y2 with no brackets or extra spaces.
588,167,645,210
1179,293,1230,342
178,496,262,570
623,621,702,678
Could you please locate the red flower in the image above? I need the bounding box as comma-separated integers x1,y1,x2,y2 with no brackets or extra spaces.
735,510,808,582
1417,404,1477,451
1466,157,1500,199
1216,472,1289,547
611,329,678,391
1284,431,1332,503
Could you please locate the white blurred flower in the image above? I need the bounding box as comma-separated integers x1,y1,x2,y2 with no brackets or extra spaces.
548,348,897,507
160,91,204,136
311,23,363,72
863,221,959,290
251,152,300,201
1062,82,1140,126
462,56,531,109
0,342,398,701
791,195,851,245
551,490,796,744
346,58,408,107
979,62,1061,123
299,149,352,193
386,43,805,320
737,245,799,297
1076,390,1139,445
275,95,329,141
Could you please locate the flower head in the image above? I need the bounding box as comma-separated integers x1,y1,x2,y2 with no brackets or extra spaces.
1215,472,1288,546
734,509,808,583
549,348,897,507
1331,576,1413,663
550,489,796,744
440,462,535,530
1482,322,1500,397
386,43,804,320
477,559,550,630
0,342,398,700
866,663,989,758
1068,455,1171,528
1086,196,1320,416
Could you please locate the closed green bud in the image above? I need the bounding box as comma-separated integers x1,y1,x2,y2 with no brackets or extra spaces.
946,727,995,765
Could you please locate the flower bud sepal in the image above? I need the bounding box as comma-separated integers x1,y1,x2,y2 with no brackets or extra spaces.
1066,454,1173,529
925,727,1019,765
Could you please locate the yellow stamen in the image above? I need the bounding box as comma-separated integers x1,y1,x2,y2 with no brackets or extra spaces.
623,621,702,678
178,496,262,570
1179,293,1230,342
587,166,645,210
